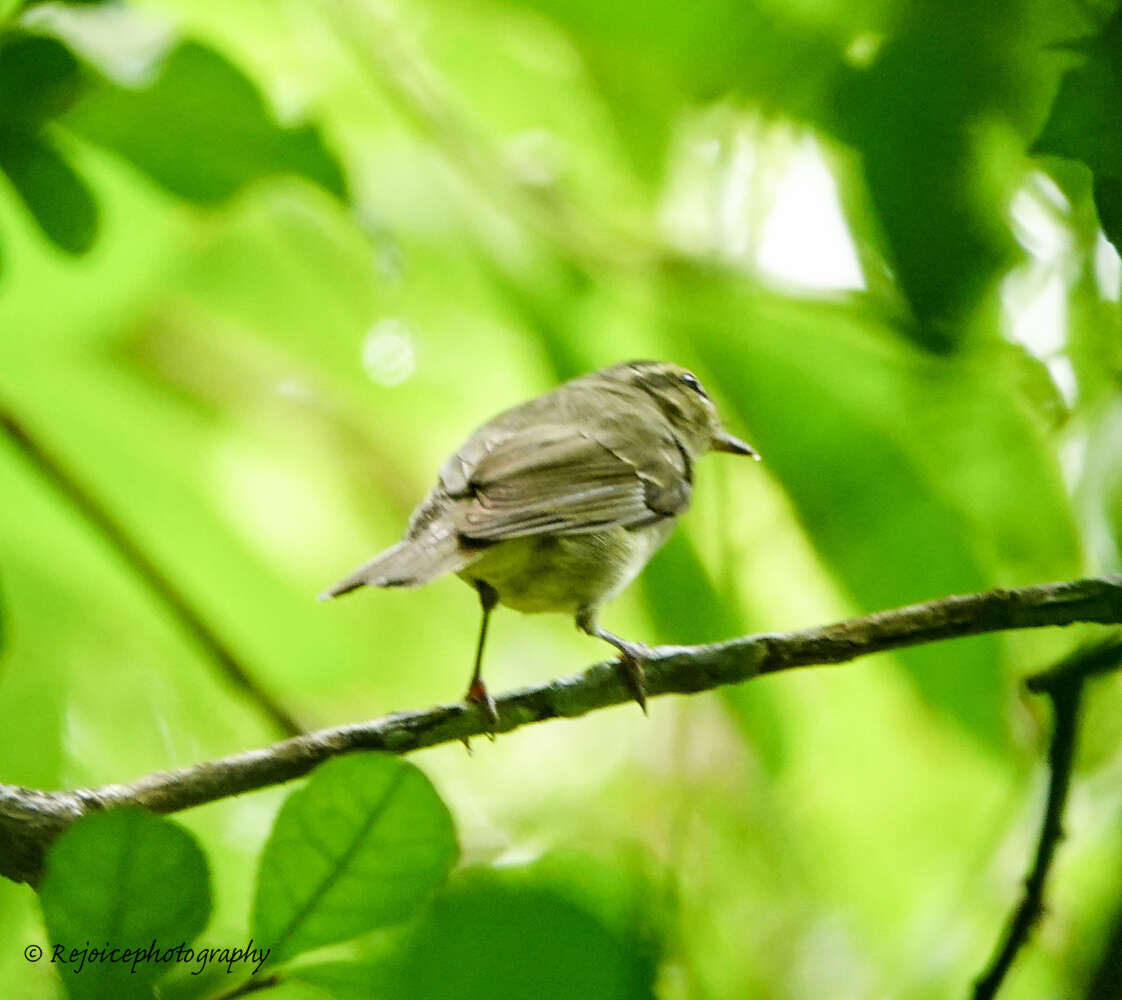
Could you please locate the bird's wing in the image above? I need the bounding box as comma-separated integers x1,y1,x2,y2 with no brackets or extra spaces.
450,422,690,541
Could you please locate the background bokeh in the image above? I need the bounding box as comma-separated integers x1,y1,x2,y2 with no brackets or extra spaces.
2,0,1122,996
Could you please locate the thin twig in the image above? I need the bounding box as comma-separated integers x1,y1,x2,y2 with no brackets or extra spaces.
971,637,1122,999
0,404,303,738
3,575,1122,887
972,685,1082,998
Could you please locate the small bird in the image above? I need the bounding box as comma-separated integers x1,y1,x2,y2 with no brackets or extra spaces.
319,360,758,724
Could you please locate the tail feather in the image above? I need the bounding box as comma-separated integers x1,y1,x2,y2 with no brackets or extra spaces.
318,527,477,601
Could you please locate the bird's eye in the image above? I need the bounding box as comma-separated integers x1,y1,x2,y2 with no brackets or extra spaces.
680,372,707,397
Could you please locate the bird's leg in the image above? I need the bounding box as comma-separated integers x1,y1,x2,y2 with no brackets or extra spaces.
465,580,500,735
576,608,649,714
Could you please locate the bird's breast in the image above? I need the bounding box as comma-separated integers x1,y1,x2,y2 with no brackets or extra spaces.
458,521,675,615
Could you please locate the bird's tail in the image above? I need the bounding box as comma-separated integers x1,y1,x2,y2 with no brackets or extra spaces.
318,526,478,600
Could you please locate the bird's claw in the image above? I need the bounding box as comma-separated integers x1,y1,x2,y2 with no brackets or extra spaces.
614,644,649,715
465,678,499,742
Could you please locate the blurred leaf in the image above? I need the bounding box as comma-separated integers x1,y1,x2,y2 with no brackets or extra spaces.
39,809,211,1000
830,6,1022,345
1034,11,1122,255
1034,13,1122,179
63,41,347,204
674,272,1079,749
0,131,98,254
253,753,457,963
296,862,659,1000
0,32,84,127
0,31,95,254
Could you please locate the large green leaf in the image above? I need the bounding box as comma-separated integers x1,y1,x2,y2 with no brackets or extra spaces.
672,272,1079,748
253,753,457,963
63,41,347,205
38,809,211,1000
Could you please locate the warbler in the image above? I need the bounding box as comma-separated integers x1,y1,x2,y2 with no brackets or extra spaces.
319,360,758,723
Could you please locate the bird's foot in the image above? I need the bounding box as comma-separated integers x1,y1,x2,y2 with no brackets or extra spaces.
576,611,651,715
465,678,499,742
613,642,649,715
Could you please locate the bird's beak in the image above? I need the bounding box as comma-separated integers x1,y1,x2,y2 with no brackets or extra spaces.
711,429,760,459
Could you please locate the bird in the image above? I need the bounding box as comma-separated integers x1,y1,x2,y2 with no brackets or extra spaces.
319,359,758,726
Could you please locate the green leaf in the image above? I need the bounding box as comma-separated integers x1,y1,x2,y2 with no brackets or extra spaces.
38,809,211,1000
0,131,98,254
294,863,659,1000
0,32,84,127
63,41,347,204
253,753,458,963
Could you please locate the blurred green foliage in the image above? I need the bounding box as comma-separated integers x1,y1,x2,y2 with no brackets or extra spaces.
1,0,1122,997
312,860,660,1000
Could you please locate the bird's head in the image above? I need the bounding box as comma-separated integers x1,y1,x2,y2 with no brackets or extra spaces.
598,360,759,461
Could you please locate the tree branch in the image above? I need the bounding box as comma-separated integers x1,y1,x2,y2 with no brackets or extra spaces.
3,575,1122,887
0,404,304,738
972,637,1122,1000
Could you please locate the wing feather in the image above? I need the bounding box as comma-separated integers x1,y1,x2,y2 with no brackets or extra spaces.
450,423,688,541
